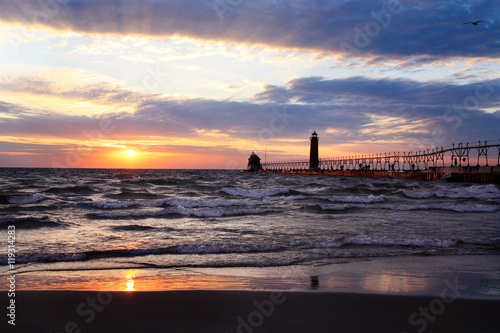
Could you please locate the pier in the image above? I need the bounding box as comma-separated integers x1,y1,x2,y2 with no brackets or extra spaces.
260,136,500,184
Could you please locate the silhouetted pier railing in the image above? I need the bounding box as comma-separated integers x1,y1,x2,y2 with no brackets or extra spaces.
262,140,500,172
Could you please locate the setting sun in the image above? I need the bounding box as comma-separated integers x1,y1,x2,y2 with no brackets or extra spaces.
125,150,137,157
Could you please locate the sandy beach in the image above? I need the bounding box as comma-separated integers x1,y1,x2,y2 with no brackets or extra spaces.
2,290,499,332
2,255,500,332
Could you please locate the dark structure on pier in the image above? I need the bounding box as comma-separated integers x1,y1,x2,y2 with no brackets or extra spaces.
260,136,500,184
309,131,319,170
247,151,262,171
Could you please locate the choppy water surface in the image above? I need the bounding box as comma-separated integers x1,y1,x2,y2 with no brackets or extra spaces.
1,168,499,275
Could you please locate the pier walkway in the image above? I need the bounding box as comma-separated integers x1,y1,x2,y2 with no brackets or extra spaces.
261,140,500,184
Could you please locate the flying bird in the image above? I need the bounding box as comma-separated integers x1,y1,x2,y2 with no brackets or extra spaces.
461,21,485,25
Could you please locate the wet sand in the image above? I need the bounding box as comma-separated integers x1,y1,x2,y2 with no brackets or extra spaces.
3,290,500,332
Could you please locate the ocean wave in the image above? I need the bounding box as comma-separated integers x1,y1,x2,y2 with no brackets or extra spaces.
146,178,178,185
324,194,386,203
78,201,141,209
318,203,499,212
92,207,277,218
173,244,282,254
400,184,500,200
79,198,269,209
343,235,457,247
0,253,86,265
435,184,500,200
319,204,352,211
1,235,486,265
267,195,308,201
127,177,144,182
106,188,163,200
44,185,96,195
164,198,269,208
0,216,62,228
296,240,343,249
110,224,156,231
222,187,290,197
378,203,499,212
0,245,282,265
400,189,434,199
6,193,46,204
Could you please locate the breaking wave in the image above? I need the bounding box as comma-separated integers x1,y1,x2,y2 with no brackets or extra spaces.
91,207,277,218
44,185,96,195
343,235,457,247
0,193,47,205
319,203,499,212
0,216,62,229
400,184,500,200
400,189,434,199
78,198,269,209
222,187,290,197
324,194,386,203
1,235,488,265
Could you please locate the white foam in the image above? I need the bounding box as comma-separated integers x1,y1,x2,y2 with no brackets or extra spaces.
128,177,144,182
379,203,499,212
164,207,276,217
267,195,307,201
326,194,386,203
319,202,499,212
378,203,431,211
438,203,499,213
435,184,500,200
319,204,351,211
299,240,343,249
344,235,456,247
8,193,46,204
222,187,290,197
401,189,434,198
79,201,139,209
80,198,269,209
164,198,269,208
174,244,281,254
95,207,276,218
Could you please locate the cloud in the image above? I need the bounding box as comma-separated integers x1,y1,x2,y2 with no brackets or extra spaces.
1,73,159,108
254,76,500,110
253,75,500,149
1,72,499,156
1,0,498,59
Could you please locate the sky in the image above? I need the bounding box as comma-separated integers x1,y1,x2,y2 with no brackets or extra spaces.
0,0,499,169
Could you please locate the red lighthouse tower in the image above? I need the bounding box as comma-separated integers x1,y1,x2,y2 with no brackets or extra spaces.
309,131,319,170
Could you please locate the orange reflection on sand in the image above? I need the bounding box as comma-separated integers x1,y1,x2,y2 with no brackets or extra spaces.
362,274,421,294
15,270,301,291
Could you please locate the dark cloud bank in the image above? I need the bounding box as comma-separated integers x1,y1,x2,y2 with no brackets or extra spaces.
1,0,499,58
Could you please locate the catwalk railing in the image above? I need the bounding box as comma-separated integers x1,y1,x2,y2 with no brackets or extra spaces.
261,140,500,172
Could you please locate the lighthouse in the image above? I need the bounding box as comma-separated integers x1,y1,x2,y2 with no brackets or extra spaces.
309,131,319,170
247,151,262,171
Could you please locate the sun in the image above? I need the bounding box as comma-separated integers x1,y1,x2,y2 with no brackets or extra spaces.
124,150,137,157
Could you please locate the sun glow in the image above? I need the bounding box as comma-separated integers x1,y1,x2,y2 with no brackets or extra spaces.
124,270,139,292
124,150,137,157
